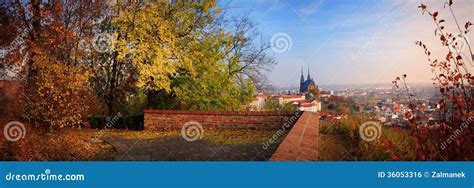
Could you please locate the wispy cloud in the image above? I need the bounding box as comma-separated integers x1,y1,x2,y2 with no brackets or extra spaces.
298,0,325,17
223,0,474,85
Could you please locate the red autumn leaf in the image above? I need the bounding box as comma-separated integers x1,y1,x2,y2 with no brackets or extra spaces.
465,21,473,29
386,140,394,147
440,35,446,42
456,139,461,146
454,73,462,81
446,52,452,61
432,12,438,20
418,3,427,10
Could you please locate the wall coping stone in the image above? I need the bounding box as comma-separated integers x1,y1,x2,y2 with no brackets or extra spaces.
144,109,297,116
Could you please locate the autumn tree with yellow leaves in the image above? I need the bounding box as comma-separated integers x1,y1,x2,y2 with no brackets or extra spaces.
0,0,276,131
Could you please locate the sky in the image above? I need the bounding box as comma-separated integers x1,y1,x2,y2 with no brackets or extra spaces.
220,0,474,86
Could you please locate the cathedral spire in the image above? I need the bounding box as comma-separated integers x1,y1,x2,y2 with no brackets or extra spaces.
300,68,305,93
300,68,304,83
307,67,311,80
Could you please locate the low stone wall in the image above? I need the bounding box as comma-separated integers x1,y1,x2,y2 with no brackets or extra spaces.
270,111,320,161
144,110,299,130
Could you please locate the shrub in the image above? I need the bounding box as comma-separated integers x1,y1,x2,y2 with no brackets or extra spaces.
87,115,144,130
320,120,352,136
358,127,417,161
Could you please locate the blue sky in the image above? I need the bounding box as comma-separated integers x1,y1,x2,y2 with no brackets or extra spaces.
220,0,474,86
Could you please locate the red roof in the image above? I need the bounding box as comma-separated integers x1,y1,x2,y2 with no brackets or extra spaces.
293,99,314,103
319,91,329,94
280,95,304,99
326,116,337,121
255,93,269,99
300,103,316,107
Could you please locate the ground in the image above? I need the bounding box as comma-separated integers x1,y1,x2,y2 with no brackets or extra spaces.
1,127,287,161
94,130,286,161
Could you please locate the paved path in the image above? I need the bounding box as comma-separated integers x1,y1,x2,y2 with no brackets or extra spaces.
103,136,280,161
270,112,320,161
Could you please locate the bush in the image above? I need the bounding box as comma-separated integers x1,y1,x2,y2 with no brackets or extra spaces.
320,120,352,136
358,127,417,161
87,115,144,130
320,115,417,161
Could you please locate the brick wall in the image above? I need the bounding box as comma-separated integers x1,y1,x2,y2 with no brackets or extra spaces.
144,110,300,130
270,111,319,161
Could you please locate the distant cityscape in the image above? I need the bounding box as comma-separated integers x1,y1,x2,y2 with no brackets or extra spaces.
253,80,442,127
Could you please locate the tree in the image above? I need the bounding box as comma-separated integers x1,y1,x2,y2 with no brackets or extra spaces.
23,56,94,131
0,1,102,131
113,0,274,110
263,98,294,111
216,15,276,93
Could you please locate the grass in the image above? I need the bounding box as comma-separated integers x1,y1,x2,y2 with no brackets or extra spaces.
320,134,358,161
319,117,417,161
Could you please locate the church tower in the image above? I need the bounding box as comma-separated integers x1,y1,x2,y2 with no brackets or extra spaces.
307,67,311,80
300,68,305,93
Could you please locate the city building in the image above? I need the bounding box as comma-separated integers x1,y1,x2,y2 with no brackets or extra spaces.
249,93,269,110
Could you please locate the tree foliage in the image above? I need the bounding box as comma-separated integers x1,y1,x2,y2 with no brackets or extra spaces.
1,1,103,131
392,1,473,160
113,0,272,110
0,0,276,131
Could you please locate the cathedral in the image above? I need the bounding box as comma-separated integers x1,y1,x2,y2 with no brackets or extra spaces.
299,68,317,94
